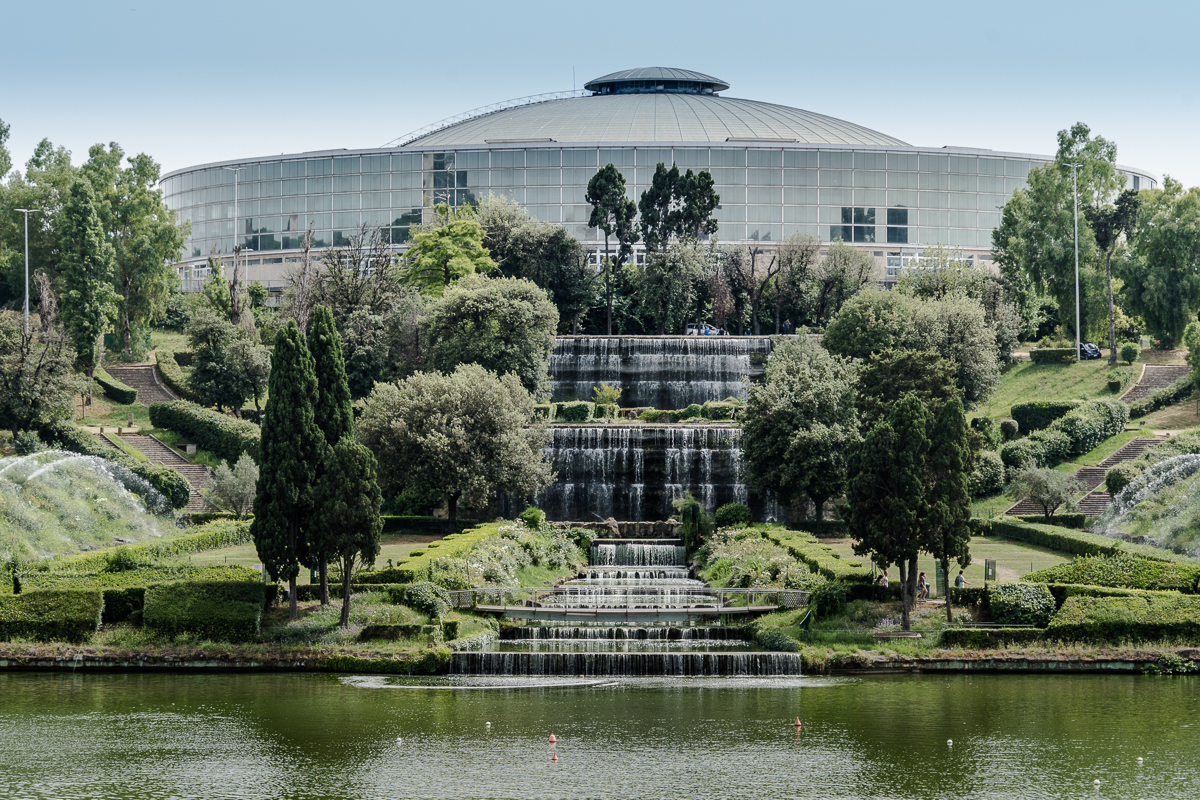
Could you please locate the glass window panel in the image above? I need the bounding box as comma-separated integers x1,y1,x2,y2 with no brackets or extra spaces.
949,173,976,192
783,223,819,237
784,206,817,223
853,226,876,243
459,151,489,169
978,157,1004,176
948,228,977,247
854,152,886,170
527,186,560,204
306,176,331,194
887,208,909,226
393,209,422,226
524,168,558,186
819,170,852,187
747,168,782,186
710,149,746,167
748,187,781,204
526,149,560,168
818,188,851,205
828,225,852,242
716,186,745,204
747,149,783,168
919,191,949,209
333,211,360,228
718,223,746,239
853,208,876,225
948,193,977,210
784,169,817,186
460,170,487,187
283,197,305,214
259,180,282,198
948,155,977,174
853,170,885,188
392,153,421,172
919,172,949,190
308,194,332,212
747,224,781,241
361,155,389,173
818,206,846,224
919,154,948,173
618,168,635,187
306,213,332,229
887,226,909,244
919,209,948,226
784,150,818,168
362,173,388,191
282,232,308,249
258,231,282,249
562,149,597,167
949,210,977,228
333,175,359,193
887,152,918,171
362,191,389,209
563,204,592,223
333,157,360,175
978,211,1001,228
361,210,389,227
1005,160,1032,178
819,151,853,169
1005,177,1027,193
978,176,1005,193
562,186,588,204
526,205,559,222
487,187,524,204
708,168,744,185
748,205,781,223
635,149,671,167
236,200,259,217
673,148,709,167
306,159,332,177
784,187,818,205
887,190,918,207
714,205,746,222
393,172,421,190
888,171,918,189
917,228,948,244
240,234,259,251
491,150,523,168
392,190,421,207
854,189,885,206
562,168,596,185
597,149,633,167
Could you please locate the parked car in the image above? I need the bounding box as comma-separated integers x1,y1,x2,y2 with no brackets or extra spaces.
686,323,727,336
1079,342,1102,360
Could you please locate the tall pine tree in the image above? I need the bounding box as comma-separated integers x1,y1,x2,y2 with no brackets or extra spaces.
925,397,973,622
57,179,119,381
252,320,323,620
307,304,354,604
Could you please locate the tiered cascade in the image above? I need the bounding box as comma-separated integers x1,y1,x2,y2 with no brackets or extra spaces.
450,539,803,677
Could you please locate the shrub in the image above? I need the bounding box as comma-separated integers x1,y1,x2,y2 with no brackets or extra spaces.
1029,348,1077,365
13,430,43,455
637,409,669,422
1000,400,1129,470
1046,594,1200,642
143,581,264,641
1015,513,1086,528
999,438,1041,471
93,368,138,405
679,403,703,420
970,416,1000,449
102,587,146,623
938,628,1046,648
1120,341,1140,365
987,582,1056,627
155,351,199,402
533,403,556,420
1010,401,1081,434
700,401,739,421
136,461,193,510
1006,467,1083,519
0,589,104,643
807,580,849,617
761,528,873,582
1105,462,1141,495
714,502,752,528
1129,375,1194,419
149,400,261,463
172,350,195,368
1025,553,1200,593
754,628,799,652
1044,583,1166,608
969,450,1006,498
999,420,1018,441
518,506,545,529
555,401,594,422
403,581,451,619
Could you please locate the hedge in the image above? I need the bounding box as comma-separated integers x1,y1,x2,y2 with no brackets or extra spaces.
155,351,198,402
0,589,104,643
1010,401,1080,433
294,583,411,603
149,400,261,462
171,350,195,367
1046,594,1200,642
357,524,500,584
700,400,740,421
381,516,479,535
555,401,594,422
761,528,873,582
1128,375,1194,419
1015,513,1087,528
44,520,254,572
1024,553,1200,593
533,403,557,420
93,368,138,405
1043,583,1170,609
949,586,988,609
1029,348,1078,365
980,518,1199,564
36,420,192,510
999,399,1129,471
143,580,265,641
938,628,1046,648
988,582,1056,627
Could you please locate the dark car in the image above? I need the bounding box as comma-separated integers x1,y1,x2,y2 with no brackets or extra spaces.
1079,342,1102,360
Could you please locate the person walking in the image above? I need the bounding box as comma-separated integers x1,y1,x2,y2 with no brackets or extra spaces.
917,571,929,601
954,570,968,588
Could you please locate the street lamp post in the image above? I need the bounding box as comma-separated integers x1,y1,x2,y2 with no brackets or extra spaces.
13,208,40,337
222,167,244,320
1067,162,1082,363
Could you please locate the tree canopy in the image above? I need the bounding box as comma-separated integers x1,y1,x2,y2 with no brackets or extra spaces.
312,438,382,627
586,164,637,335
401,209,496,296
56,179,118,378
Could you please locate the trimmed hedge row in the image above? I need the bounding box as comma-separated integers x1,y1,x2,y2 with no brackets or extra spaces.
762,528,873,582
1044,583,1168,609
555,401,594,422
93,368,138,405
938,628,1046,647
1015,513,1087,528
999,399,1129,471
155,351,199,402
357,524,500,584
1046,594,1200,642
0,589,104,643
988,582,1056,626
37,421,192,509
46,521,254,572
978,518,1197,564
149,400,261,462
294,583,411,603
1025,553,1200,593
1128,375,1194,419
143,580,264,641
1010,401,1080,433
1029,348,1078,365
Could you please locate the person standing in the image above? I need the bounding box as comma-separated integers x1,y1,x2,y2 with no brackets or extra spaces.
783,319,793,335
917,571,929,601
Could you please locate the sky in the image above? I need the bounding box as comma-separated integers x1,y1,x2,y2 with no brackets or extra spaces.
3,0,1198,186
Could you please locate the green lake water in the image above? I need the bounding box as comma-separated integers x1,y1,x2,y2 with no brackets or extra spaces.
0,672,1196,799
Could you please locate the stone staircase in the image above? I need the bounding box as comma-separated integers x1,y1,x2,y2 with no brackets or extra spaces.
1005,436,1162,518
118,433,210,512
104,365,177,405
1121,364,1190,403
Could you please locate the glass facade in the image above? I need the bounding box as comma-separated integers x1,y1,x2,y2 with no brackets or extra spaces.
163,144,1158,284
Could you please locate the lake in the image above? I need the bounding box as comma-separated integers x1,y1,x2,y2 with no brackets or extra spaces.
0,672,1195,799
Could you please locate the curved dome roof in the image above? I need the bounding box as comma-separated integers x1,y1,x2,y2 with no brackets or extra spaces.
406,93,909,148
584,67,730,93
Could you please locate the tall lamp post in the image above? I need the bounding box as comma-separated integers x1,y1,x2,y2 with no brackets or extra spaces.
222,167,245,319
1066,162,1082,363
13,208,40,337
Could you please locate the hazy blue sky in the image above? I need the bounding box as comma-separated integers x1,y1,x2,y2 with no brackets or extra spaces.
3,0,1197,185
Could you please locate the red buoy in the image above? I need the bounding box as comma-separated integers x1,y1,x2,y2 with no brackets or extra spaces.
793,717,802,728
551,752,558,762
549,733,557,744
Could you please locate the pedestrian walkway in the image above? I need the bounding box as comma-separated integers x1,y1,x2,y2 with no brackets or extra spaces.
104,365,177,405
1121,364,1189,403
1005,436,1162,518
118,432,210,512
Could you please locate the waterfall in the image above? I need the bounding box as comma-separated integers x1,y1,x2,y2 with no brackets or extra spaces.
450,651,803,676
590,540,687,567
549,336,772,408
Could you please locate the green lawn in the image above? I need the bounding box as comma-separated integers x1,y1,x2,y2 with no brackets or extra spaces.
188,534,442,582
978,358,1120,422
819,534,1071,587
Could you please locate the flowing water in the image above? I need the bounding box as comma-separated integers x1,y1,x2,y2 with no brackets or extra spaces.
1,671,1196,800
549,336,772,409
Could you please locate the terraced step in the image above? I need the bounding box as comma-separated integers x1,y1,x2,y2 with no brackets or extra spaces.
1005,436,1163,518
118,432,209,511
105,365,177,405
1074,466,1108,492
1121,365,1189,402
1077,490,1113,516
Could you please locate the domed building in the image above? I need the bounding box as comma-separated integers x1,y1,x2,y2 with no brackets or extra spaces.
162,67,1157,295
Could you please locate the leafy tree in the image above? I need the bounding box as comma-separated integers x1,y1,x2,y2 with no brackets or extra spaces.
741,338,860,529
0,310,84,437
811,241,877,325
638,238,708,335
358,363,552,524
1085,189,1140,363
312,438,382,627
401,208,496,296
247,281,268,309
187,309,264,413
1006,467,1084,520
925,398,973,622
638,163,720,253
424,274,558,397
821,288,914,360
201,453,259,518
721,245,780,335
1120,178,1200,347
314,224,406,322
586,164,637,334
251,320,324,621
854,349,961,429
226,335,271,413
678,168,720,240
56,179,118,380
772,232,821,332
846,394,932,630
1183,322,1200,401
339,296,426,398
0,117,10,179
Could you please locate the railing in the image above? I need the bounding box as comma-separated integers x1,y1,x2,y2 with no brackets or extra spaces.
445,586,809,611
382,89,591,147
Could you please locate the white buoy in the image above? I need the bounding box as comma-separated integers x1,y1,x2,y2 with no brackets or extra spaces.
485,722,491,728
1137,757,1144,764
947,739,953,746
1094,779,1101,786
396,737,402,743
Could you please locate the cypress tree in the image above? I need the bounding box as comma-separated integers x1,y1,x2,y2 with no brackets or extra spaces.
252,320,323,620
57,179,119,382
926,397,973,622
306,304,354,603
312,438,383,627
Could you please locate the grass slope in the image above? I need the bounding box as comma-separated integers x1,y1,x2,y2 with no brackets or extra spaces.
977,359,1118,422
819,535,1071,585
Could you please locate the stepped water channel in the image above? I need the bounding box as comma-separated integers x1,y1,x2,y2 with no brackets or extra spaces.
451,538,805,677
